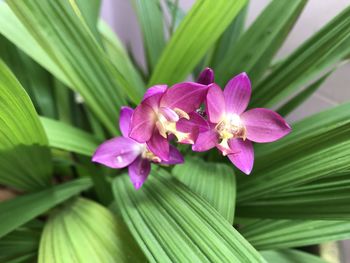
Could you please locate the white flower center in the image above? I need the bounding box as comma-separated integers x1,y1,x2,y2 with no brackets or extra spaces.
215,114,247,155
141,144,161,163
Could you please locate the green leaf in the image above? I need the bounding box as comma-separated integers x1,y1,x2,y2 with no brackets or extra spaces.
6,0,143,134
40,117,101,157
237,172,350,220
216,0,307,86
210,2,248,70
0,178,92,238
98,20,145,97
0,2,70,86
277,70,333,116
261,249,327,263
0,60,52,191
131,0,165,72
251,6,350,107
0,220,42,262
38,198,145,263
241,219,350,250
237,103,350,203
172,157,236,223
113,170,266,263
149,0,247,85
73,0,101,42
165,0,185,34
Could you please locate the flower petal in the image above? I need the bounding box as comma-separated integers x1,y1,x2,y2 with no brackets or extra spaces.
161,146,184,165
241,108,291,143
160,82,208,112
159,107,179,122
92,137,141,169
227,139,254,175
128,156,151,190
197,67,214,85
224,72,251,114
192,129,218,152
206,83,225,123
147,129,170,161
143,85,167,100
176,112,209,139
129,102,156,142
119,106,134,137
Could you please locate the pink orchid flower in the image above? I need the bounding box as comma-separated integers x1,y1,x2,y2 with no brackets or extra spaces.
129,82,208,161
193,72,291,175
92,106,183,189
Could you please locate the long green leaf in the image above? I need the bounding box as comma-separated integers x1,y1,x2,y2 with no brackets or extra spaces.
251,6,350,107
132,0,165,72
98,20,145,95
6,1,143,134
39,198,145,263
0,178,92,238
40,117,100,157
261,249,327,263
113,170,266,263
216,0,307,86
172,157,236,223
237,172,350,220
277,70,332,116
0,60,52,191
149,0,247,85
0,220,42,262
0,2,69,86
237,103,350,203
241,219,350,250
210,2,248,70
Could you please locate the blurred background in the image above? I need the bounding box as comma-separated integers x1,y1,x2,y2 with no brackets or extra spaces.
101,1,350,262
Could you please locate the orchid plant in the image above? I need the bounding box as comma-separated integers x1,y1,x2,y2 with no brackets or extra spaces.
1,0,350,262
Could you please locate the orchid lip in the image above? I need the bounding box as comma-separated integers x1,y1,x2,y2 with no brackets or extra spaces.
215,113,247,142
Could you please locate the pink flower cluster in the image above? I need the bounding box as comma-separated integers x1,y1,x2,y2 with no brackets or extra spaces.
92,68,291,189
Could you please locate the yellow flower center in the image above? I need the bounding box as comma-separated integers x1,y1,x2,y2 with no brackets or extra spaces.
156,108,194,143
215,114,246,155
142,147,161,163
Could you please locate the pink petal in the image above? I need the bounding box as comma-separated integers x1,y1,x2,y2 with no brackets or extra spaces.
143,85,167,100
159,107,179,122
224,72,251,114
241,108,292,143
129,102,156,143
192,129,218,152
197,67,214,85
206,83,225,123
92,137,141,169
176,112,209,135
227,139,254,175
147,130,170,161
161,146,184,165
160,82,208,113
128,156,151,190
119,106,134,137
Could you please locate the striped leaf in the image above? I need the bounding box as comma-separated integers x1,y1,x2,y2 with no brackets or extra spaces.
131,0,165,72
0,60,52,191
39,198,145,263
149,0,247,85
6,1,144,134
237,103,350,203
40,117,100,157
216,0,307,86
0,178,92,238
261,249,327,263
251,6,350,107
241,219,350,250
113,170,266,263
277,70,333,116
172,157,236,223
0,220,42,262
